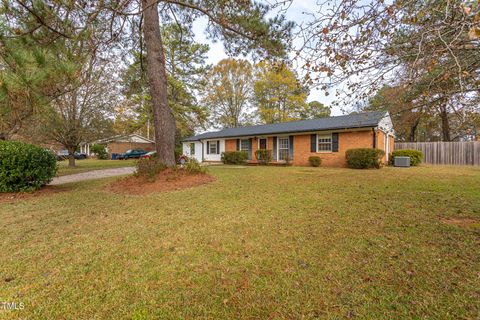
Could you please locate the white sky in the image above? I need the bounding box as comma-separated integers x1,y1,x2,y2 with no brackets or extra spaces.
191,0,343,116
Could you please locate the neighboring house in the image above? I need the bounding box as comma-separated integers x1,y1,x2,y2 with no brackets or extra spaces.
81,134,155,158
182,111,395,167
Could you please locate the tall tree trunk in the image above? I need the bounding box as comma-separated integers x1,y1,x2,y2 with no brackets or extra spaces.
67,146,76,168
142,0,176,166
439,104,451,141
409,118,420,142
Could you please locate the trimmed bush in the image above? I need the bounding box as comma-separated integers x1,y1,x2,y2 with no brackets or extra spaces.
308,156,321,167
391,149,423,166
90,144,108,160
346,148,385,169
0,140,57,192
221,151,248,164
284,153,293,166
134,158,167,181
255,149,272,165
184,158,207,175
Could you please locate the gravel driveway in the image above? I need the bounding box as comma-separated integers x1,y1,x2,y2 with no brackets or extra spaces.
50,167,135,185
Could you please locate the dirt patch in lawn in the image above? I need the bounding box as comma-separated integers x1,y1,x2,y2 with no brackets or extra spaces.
108,169,215,195
0,185,70,204
441,217,480,228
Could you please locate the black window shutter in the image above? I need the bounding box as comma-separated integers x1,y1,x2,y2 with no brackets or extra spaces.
310,134,316,152
236,139,240,151
273,137,277,160
216,140,220,154
332,133,339,152
248,138,252,160
206,141,210,154
289,135,294,159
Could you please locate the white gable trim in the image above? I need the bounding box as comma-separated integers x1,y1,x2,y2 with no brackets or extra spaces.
378,112,395,135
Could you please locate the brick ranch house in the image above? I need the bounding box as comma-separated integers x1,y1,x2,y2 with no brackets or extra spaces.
80,134,155,158
182,111,395,167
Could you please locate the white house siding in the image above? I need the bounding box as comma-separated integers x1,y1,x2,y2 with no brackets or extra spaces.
378,112,395,163
378,112,395,135
182,139,225,162
203,139,225,162
182,141,203,162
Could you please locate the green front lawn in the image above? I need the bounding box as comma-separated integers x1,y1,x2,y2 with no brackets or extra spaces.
1,166,479,319
56,159,136,176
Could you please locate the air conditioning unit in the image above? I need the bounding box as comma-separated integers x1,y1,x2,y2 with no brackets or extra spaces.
394,156,410,167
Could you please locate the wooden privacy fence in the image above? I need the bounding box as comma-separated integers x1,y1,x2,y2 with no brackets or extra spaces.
394,141,480,166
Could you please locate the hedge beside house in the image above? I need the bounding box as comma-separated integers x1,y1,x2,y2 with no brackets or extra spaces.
90,144,108,160
346,148,385,169
255,149,272,165
391,149,423,166
0,141,57,192
308,156,321,167
221,151,248,164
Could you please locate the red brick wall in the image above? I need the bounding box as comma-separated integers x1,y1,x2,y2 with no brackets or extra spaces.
268,137,274,157
376,130,386,163
225,139,237,152
375,130,395,163
224,129,392,166
292,130,374,167
226,138,261,159
251,137,258,159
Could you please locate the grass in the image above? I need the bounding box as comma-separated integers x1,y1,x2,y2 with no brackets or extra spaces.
1,165,479,319
56,159,136,176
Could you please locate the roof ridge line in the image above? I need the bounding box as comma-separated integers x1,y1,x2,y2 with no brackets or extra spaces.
183,111,388,142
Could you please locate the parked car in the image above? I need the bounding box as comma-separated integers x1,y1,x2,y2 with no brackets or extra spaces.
56,150,69,161
140,151,157,159
56,150,87,161
74,152,87,160
117,149,147,160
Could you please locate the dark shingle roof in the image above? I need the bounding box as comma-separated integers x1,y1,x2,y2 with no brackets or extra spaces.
183,111,387,141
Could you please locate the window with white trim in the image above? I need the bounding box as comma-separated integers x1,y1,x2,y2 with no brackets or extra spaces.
317,134,332,152
278,137,289,161
190,143,195,155
209,141,218,154
240,139,249,151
